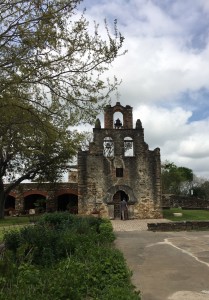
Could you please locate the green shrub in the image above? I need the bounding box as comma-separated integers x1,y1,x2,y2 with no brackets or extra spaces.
1,213,140,299
37,211,76,229
3,229,21,253
38,212,103,233
99,219,115,243
4,225,79,266
100,286,140,300
0,249,140,300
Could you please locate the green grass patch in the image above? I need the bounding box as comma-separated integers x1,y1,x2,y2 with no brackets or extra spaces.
0,216,31,227
163,208,209,221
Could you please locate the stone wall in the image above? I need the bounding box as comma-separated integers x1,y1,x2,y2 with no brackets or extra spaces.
6,182,78,213
148,221,209,231
162,194,209,209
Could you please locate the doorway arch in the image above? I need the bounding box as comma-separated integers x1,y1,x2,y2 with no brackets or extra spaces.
113,190,129,219
57,194,78,214
24,194,46,213
4,195,16,215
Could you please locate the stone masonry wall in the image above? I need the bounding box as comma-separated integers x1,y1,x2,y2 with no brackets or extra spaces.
6,182,78,213
162,194,209,209
148,221,209,231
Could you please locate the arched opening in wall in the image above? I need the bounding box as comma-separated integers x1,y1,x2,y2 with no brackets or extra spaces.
103,137,114,157
124,137,134,157
57,194,78,214
4,195,16,216
113,112,123,129
113,190,129,219
24,194,46,214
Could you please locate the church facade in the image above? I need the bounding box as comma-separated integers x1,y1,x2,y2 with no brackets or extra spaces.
78,102,162,219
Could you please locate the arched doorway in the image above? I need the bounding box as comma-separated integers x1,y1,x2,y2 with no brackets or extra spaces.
4,195,16,215
57,194,78,214
24,194,46,213
113,190,129,219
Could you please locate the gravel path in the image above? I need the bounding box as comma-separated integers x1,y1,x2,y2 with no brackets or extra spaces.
111,218,170,232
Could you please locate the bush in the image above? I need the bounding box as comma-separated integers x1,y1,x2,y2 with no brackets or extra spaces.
4,225,79,266
38,212,103,233
3,229,21,253
99,219,115,243
0,249,140,300
100,286,140,300
1,213,140,299
37,211,76,229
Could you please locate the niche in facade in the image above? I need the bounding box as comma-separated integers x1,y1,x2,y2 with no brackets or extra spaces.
103,137,114,157
124,137,134,156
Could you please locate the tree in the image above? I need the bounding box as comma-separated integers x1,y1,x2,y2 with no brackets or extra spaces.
0,0,125,218
161,161,193,195
1,0,125,123
192,177,209,199
0,99,83,218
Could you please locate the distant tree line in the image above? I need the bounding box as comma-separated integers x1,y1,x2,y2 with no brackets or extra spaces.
161,161,209,200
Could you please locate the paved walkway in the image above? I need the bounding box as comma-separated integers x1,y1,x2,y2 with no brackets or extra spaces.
112,220,209,300
111,218,170,232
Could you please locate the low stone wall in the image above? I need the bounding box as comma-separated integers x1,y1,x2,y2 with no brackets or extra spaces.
147,221,209,231
162,194,209,209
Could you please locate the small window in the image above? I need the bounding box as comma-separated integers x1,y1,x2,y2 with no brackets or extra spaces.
116,168,123,177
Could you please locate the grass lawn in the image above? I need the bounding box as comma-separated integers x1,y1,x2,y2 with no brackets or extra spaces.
0,216,31,227
163,208,209,221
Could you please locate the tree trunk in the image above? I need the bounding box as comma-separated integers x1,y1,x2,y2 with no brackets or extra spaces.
0,180,6,219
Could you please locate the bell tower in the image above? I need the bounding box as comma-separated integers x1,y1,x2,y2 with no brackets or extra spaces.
104,102,133,129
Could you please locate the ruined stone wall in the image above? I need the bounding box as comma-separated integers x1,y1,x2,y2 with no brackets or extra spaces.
6,182,78,213
148,221,209,231
162,194,209,209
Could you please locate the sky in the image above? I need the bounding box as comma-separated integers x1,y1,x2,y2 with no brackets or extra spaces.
78,0,209,179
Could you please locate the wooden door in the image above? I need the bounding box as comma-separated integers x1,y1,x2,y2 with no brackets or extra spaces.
113,191,121,219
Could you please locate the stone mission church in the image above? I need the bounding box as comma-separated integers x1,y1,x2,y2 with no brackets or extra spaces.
5,102,162,219
78,102,162,219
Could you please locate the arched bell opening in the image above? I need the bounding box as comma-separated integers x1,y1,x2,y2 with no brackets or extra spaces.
124,136,134,156
113,111,123,129
103,137,114,157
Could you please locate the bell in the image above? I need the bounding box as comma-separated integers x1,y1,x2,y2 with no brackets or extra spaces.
114,118,122,128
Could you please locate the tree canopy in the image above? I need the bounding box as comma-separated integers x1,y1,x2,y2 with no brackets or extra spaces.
0,0,125,217
192,177,209,199
1,0,125,123
161,161,193,195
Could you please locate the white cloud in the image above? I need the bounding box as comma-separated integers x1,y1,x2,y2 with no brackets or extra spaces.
133,105,209,177
80,0,209,178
